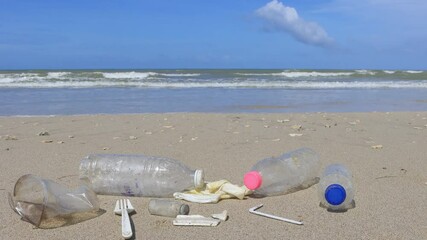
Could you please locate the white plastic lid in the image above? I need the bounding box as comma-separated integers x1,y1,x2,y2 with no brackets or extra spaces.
194,169,205,190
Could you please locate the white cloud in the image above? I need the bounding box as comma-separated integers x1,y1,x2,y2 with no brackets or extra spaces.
255,0,333,47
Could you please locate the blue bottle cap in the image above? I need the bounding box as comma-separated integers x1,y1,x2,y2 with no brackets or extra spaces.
325,184,346,205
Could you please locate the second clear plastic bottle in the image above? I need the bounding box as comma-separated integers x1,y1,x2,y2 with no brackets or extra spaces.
243,148,320,197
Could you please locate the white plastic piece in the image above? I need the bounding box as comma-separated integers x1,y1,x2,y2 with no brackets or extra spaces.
173,215,221,226
249,204,303,225
194,169,205,189
114,199,135,239
173,192,222,203
211,210,228,221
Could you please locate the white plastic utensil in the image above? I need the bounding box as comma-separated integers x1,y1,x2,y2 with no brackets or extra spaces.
114,199,135,239
249,204,303,225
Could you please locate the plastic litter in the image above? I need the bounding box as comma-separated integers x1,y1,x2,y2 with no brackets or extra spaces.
114,199,135,239
249,204,303,225
173,215,221,227
318,163,355,211
148,199,190,218
244,148,320,197
8,174,102,229
211,210,228,221
173,179,252,203
79,154,204,197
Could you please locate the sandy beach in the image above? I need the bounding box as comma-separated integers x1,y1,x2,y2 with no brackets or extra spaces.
1,112,426,239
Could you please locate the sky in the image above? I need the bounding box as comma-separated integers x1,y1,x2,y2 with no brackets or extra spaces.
1,0,426,70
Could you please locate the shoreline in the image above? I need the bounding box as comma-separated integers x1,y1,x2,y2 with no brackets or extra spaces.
1,112,427,239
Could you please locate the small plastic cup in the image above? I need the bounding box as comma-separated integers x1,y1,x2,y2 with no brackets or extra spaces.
8,174,102,228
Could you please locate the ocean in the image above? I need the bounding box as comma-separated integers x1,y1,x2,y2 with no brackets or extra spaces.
1,69,426,115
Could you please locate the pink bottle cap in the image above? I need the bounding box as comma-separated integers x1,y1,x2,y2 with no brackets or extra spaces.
244,171,262,190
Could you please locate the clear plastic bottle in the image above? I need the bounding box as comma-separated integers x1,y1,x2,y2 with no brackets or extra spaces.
148,199,190,217
243,148,320,197
79,154,204,197
318,163,355,211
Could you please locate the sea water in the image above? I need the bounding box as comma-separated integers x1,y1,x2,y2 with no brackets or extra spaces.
0,69,426,115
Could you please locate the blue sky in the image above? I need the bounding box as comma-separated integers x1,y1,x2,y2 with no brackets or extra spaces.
1,0,426,70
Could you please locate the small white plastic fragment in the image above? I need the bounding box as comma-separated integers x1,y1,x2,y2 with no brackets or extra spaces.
173,215,221,226
211,210,228,221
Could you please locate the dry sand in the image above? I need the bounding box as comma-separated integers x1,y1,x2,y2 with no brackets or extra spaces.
1,112,426,239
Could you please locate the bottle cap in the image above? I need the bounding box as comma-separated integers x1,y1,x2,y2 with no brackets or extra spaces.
179,204,190,215
325,184,346,205
244,171,262,190
194,169,205,190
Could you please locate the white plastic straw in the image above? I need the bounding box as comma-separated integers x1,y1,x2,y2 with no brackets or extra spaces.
249,204,303,225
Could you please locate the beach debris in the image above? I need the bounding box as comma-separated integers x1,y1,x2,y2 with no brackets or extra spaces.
163,125,174,129
400,168,407,174
211,210,228,221
173,215,221,227
103,147,109,150
57,141,64,144
264,125,270,128
272,138,281,142
191,137,198,141
348,121,359,125
4,135,18,140
145,131,152,135
277,119,290,123
371,145,383,149
249,204,303,225
37,131,50,136
42,140,53,143
129,136,137,140
413,126,424,130
289,133,303,137
68,135,75,138
324,124,331,128
291,125,303,131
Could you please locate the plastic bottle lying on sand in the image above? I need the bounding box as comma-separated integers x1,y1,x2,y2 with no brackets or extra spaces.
243,148,320,197
148,199,190,217
79,154,204,197
318,164,355,211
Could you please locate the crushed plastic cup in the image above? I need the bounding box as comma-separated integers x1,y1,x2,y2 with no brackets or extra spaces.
8,174,104,229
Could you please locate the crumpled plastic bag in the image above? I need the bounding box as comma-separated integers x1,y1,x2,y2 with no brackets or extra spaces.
173,180,252,203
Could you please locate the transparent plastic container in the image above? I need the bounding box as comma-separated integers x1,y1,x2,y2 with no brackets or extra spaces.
318,164,355,211
79,154,205,197
148,199,190,217
8,174,102,229
243,148,320,197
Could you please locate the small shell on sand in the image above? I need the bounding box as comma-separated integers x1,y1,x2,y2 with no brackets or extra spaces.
289,133,303,137
4,135,18,140
38,131,49,136
277,119,290,123
42,140,53,143
291,125,303,131
129,136,137,140
272,138,281,141
68,135,75,138
57,141,64,144
371,145,383,149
